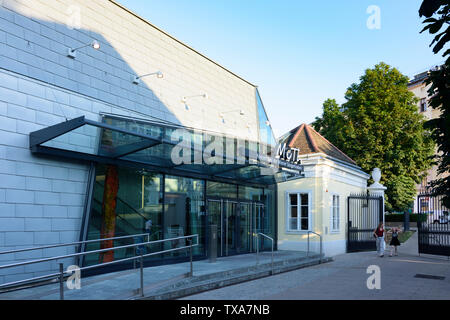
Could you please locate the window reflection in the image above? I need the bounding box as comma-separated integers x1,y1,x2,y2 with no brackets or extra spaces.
256,89,276,147
206,181,237,199
84,165,163,266
239,186,263,201
164,175,205,256
83,166,275,267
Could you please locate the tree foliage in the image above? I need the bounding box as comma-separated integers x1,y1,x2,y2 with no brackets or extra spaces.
311,99,346,147
419,0,450,207
313,63,435,212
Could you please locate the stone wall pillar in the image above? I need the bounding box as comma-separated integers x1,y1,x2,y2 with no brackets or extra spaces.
367,168,387,225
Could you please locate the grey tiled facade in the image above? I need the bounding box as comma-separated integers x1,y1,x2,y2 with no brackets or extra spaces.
0,0,270,283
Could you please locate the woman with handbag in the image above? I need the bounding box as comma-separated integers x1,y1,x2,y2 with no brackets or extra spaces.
373,222,385,257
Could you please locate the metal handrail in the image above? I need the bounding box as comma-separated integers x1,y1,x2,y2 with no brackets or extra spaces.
148,230,162,240
307,231,323,263
0,232,151,256
0,234,197,271
0,233,198,299
133,230,162,268
255,232,274,274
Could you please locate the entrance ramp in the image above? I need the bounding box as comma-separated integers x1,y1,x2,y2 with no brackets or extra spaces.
139,251,332,300
0,251,331,300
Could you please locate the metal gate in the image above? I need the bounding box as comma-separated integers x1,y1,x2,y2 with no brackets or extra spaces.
347,194,383,252
417,191,450,256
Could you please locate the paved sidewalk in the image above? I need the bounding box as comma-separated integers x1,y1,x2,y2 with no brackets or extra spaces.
183,231,450,300
398,228,419,255
0,250,310,300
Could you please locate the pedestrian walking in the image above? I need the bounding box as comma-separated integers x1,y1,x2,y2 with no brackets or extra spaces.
389,227,401,256
373,222,385,257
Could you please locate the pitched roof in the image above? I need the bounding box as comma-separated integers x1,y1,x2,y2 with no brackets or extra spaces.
280,124,357,165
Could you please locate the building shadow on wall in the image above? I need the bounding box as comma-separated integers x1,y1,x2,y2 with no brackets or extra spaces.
0,2,193,277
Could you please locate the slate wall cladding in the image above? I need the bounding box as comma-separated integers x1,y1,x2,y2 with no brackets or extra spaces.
0,0,258,139
0,0,259,283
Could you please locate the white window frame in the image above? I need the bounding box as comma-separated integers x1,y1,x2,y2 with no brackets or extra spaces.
285,190,312,233
330,193,340,233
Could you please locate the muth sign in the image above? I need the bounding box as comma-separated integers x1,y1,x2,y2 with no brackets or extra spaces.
277,143,301,164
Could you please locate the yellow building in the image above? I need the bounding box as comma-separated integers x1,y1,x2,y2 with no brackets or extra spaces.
276,124,371,257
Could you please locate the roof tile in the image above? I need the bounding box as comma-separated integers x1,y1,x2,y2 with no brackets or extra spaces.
282,124,357,165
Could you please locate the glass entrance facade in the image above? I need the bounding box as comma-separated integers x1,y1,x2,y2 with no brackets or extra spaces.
83,166,276,268
205,182,275,258
29,113,294,270
206,199,267,257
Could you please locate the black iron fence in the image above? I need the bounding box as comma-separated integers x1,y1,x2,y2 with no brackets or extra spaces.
417,190,450,257
347,194,383,252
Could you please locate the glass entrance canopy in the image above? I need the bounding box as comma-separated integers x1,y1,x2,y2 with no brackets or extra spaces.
29,115,304,186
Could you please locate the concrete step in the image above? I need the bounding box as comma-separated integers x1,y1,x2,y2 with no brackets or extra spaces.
189,253,321,283
148,253,324,292
137,255,333,300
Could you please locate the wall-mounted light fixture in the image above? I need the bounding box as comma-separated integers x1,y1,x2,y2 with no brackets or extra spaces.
181,93,208,104
67,40,100,59
132,71,164,85
219,109,245,119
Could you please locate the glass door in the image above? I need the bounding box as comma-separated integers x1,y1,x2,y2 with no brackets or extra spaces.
207,199,223,257
208,199,265,256
225,200,238,256
255,204,265,232
253,203,265,252
239,202,252,253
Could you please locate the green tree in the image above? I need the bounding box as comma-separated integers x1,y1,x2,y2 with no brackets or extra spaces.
312,99,346,147
313,63,435,211
419,0,450,207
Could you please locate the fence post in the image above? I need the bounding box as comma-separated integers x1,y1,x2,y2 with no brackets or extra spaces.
256,234,259,266
404,208,410,231
307,232,310,257
367,168,386,225
319,236,323,264
59,263,64,300
209,225,217,263
271,240,274,275
189,239,193,277
140,254,144,297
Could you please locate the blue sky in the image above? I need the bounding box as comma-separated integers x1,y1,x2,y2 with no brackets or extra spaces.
117,0,444,137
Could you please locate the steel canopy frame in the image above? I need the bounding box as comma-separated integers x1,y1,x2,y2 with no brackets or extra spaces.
29,116,301,187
